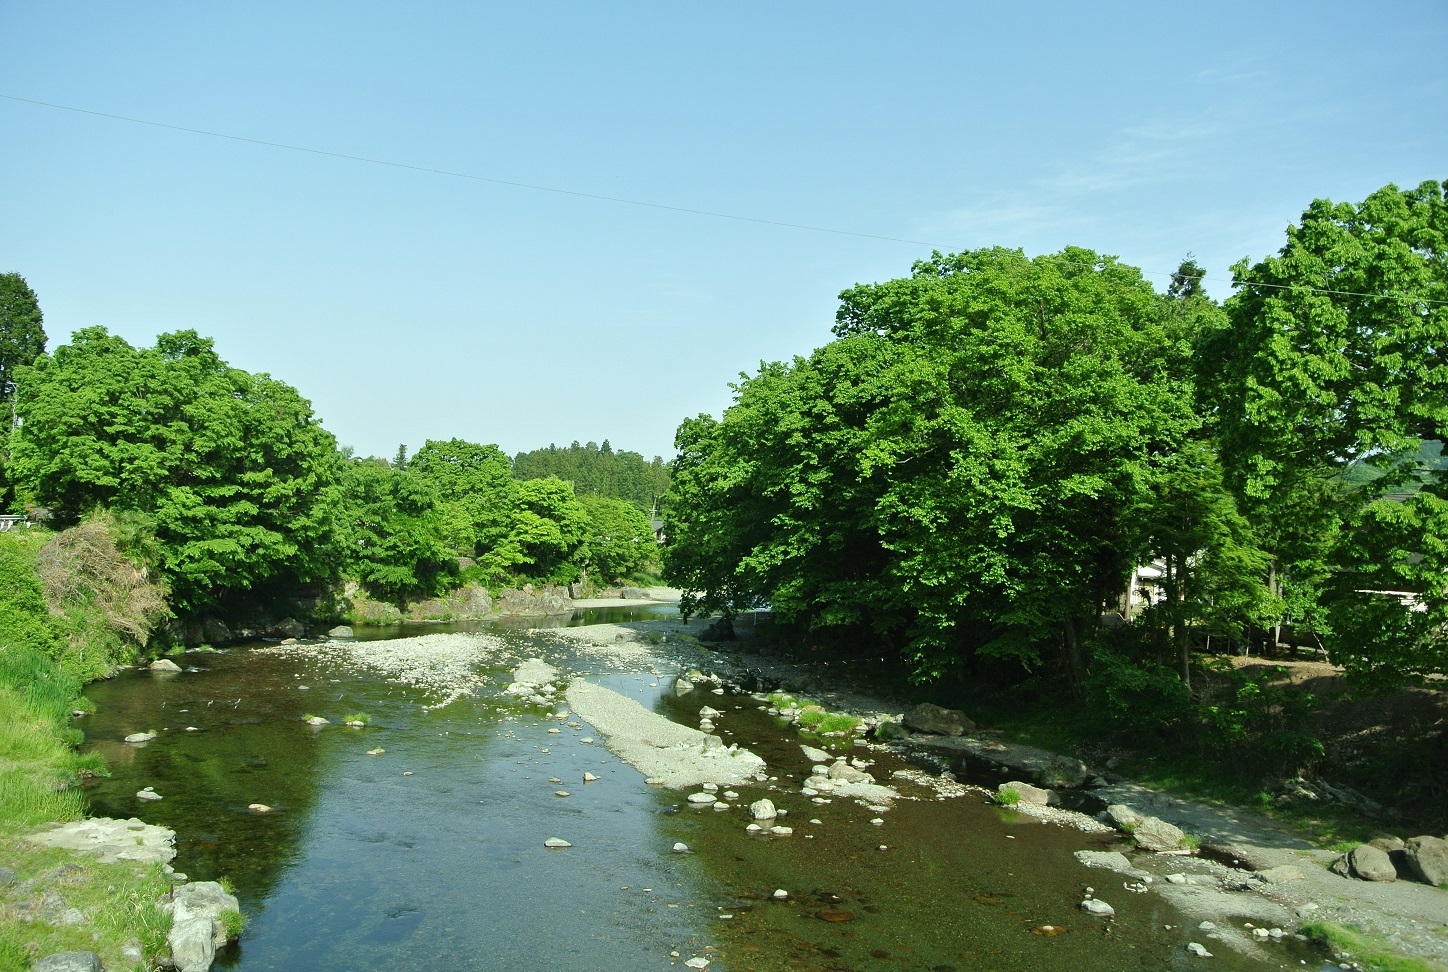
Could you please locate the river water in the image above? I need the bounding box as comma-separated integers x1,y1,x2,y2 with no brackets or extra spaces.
78,614,1327,972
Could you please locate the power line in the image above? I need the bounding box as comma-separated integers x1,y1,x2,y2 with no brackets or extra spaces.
4,92,1446,307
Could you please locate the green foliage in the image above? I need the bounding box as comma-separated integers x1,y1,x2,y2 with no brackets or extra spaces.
343,712,370,725
484,477,589,584
796,708,826,728
666,246,1206,686
9,328,341,611
336,456,456,602
512,440,670,512
816,712,862,734
0,271,46,400
1210,179,1448,688
580,494,658,581
994,787,1021,806
220,907,248,939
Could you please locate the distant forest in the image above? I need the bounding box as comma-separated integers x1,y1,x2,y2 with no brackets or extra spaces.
512,441,670,514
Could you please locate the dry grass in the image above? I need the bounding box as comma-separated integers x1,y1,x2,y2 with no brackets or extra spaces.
37,515,168,644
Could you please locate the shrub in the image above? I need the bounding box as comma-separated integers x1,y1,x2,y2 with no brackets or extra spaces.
995,787,1021,806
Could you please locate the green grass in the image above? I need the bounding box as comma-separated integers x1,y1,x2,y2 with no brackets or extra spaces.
220,907,248,939
1301,922,1443,972
817,713,862,734
0,531,176,969
342,712,371,726
995,786,1021,806
796,709,826,728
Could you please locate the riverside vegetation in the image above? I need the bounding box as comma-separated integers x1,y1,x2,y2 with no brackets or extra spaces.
0,178,1445,967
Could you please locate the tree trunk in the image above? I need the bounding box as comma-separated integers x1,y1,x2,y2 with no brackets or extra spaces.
1061,616,1085,701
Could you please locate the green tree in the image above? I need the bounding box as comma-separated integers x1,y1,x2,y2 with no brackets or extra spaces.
580,494,658,581
1210,179,1448,685
486,478,589,583
0,272,46,400
513,440,670,512
336,457,456,602
408,438,516,557
9,328,340,611
667,247,1206,689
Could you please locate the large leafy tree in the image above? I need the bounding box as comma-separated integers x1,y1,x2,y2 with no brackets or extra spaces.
579,494,659,581
667,247,1210,688
336,457,456,602
9,328,340,610
1209,179,1448,686
0,272,46,400
408,438,516,557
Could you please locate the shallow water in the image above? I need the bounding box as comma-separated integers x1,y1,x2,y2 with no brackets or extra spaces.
79,629,1328,971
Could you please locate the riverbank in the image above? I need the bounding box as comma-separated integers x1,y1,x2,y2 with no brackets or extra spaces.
0,532,175,972
539,614,1448,971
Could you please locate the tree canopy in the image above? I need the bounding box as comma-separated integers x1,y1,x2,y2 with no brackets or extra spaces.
513,440,670,512
0,272,46,400
9,328,340,610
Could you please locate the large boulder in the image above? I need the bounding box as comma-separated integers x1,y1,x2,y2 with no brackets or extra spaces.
409,583,494,621
1106,804,1143,830
495,585,572,617
1131,815,1190,852
149,658,183,673
902,703,975,736
273,617,305,639
1403,835,1448,887
999,781,1056,806
200,616,232,645
168,880,240,972
619,587,650,599
1346,843,1398,882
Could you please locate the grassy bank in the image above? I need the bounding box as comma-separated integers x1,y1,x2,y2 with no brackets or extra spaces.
0,528,172,972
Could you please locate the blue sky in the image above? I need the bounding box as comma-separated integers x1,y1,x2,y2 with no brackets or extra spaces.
2,3,1444,461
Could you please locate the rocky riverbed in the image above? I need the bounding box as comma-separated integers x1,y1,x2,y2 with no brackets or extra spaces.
60,610,1448,971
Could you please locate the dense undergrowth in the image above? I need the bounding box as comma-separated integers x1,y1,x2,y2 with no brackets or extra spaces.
0,525,173,971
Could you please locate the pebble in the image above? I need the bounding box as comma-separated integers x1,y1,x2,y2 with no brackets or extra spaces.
544,838,572,848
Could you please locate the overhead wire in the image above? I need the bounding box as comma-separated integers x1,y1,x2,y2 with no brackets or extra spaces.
3,92,1445,307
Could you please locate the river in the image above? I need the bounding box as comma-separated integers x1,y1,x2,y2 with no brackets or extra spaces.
78,614,1329,971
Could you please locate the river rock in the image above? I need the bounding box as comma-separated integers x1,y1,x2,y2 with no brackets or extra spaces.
1403,835,1448,886
327,625,355,638
544,838,572,848
769,825,793,836
304,716,329,726
674,677,695,695
800,744,830,763
1105,804,1143,830
168,881,239,972
125,732,158,743
200,616,231,645
698,706,721,720
1369,836,1405,852
150,658,183,672
827,761,871,783
1080,898,1115,916
273,617,305,639
999,780,1054,806
1347,843,1397,882
672,842,690,853
27,817,176,864
1073,850,1149,880
1186,943,1212,958
136,788,163,801
1131,815,1189,852
902,702,974,736
33,953,103,972
750,798,778,820
687,792,716,805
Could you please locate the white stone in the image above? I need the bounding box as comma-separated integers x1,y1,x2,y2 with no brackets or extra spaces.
124,732,157,743
1186,942,1212,957
769,826,793,836
672,842,690,853
772,889,789,899
1080,898,1115,916
750,798,777,820
687,793,716,805
544,838,571,848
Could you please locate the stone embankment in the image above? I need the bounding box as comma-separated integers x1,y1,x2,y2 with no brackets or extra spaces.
24,818,240,972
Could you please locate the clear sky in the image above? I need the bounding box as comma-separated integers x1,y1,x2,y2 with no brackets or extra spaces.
2,3,1444,462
